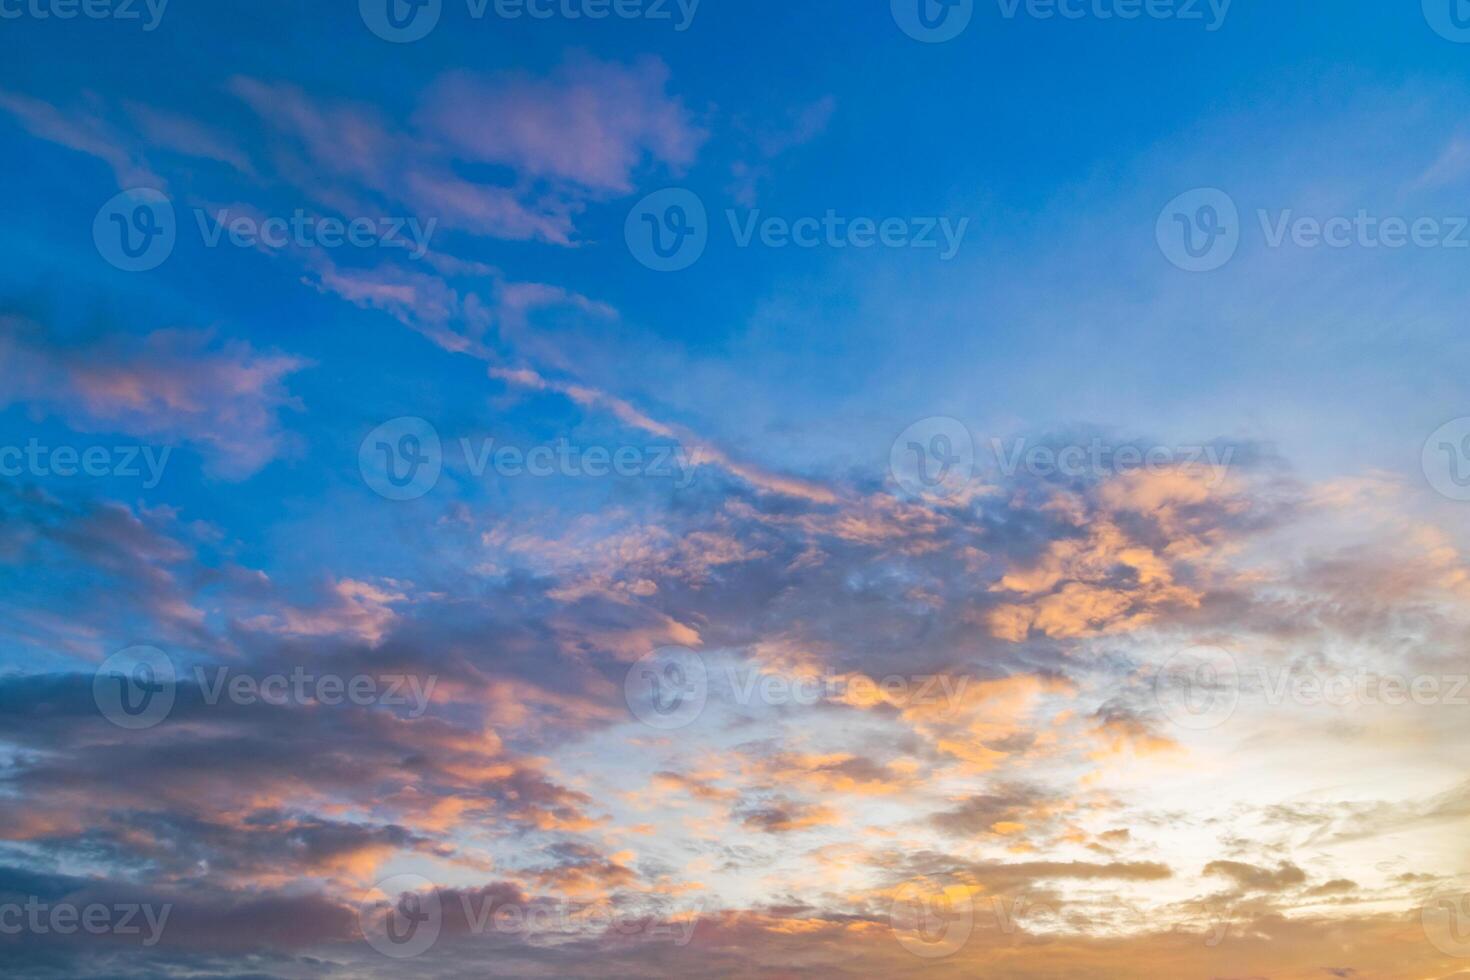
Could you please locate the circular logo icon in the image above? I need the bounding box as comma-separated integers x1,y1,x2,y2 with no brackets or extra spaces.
1156,188,1239,272
892,0,973,42
890,417,975,499
889,878,973,958
624,647,708,730
1424,0,1470,42
360,417,442,501
1424,889,1470,957
93,188,175,272
625,188,708,272
1153,644,1239,731
360,874,442,959
93,645,177,730
360,0,441,42
1422,417,1470,501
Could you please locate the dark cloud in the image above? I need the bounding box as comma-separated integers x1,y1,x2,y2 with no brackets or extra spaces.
1203,861,1308,892
929,783,1056,837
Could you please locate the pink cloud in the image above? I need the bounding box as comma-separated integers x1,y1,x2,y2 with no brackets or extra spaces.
123,100,255,173
240,578,407,646
227,76,394,190
402,170,577,244
305,260,619,360
489,365,839,503
0,90,159,188
0,318,307,479
417,55,706,193
496,281,618,331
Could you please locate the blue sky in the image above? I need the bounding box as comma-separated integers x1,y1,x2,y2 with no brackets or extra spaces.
4,1,1467,484
3,1,1470,977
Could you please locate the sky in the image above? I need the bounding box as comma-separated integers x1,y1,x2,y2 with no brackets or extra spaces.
2,0,1470,977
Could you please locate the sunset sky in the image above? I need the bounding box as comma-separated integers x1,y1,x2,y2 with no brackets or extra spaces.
3,1,1470,977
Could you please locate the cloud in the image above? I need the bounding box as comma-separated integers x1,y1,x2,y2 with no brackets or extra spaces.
489,364,839,503
728,95,835,206
0,317,307,479
1414,133,1470,190
930,783,1058,837
0,485,209,647
303,260,618,360
227,75,396,192
737,798,840,834
1307,879,1358,896
1204,860,1309,892
417,56,705,193
122,100,253,172
239,578,408,646
0,89,160,187
0,669,601,880
228,56,703,249
401,169,579,243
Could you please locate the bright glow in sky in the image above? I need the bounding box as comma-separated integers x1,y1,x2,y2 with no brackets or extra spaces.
2,1,1470,977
